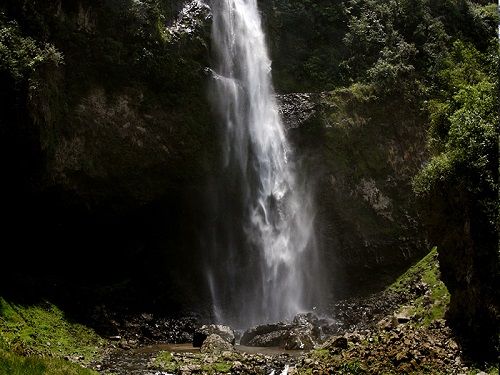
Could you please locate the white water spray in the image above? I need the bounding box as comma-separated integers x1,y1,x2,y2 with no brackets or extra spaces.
207,0,322,327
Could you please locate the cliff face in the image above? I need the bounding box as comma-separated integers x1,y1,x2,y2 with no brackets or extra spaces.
0,0,430,308
260,0,439,295
2,1,495,333
1,0,216,311
280,87,428,298
4,0,213,206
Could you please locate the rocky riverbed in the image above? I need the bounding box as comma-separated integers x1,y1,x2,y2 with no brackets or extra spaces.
91,251,497,374
94,312,488,375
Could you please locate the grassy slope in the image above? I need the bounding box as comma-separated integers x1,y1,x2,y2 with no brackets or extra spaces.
0,297,104,375
389,247,450,326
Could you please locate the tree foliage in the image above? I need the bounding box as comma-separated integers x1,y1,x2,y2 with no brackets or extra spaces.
0,12,62,83
414,40,498,231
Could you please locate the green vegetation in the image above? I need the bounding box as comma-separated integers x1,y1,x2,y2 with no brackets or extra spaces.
0,11,62,83
0,297,105,360
411,17,498,359
0,350,98,375
390,248,450,325
310,348,331,361
0,297,104,374
414,40,498,204
337,361,365,375
267,0,497,93
276,0,498,358
467,367,499,375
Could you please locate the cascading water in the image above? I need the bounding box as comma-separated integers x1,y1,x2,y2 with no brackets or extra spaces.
206,0,323,328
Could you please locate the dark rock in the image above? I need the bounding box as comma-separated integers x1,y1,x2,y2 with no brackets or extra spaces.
241,314,326,349
332,336,348,349
293,312,320,327
192,331,207,348
243,329,290,347
321,336,348,350
395,314,411,324
240,323,290,346
277,93,320,130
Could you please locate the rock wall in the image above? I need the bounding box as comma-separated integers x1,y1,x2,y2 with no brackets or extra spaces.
280,88,428,298
0,0,216,312
1,0,431,311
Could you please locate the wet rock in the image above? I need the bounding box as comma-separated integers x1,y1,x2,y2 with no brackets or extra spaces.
167,0,211,40
200,334,234,354
277,93,320,130
241,313,327,349
380,319,394,331
284,314,323,350
244,328,290,347
241,323,290,347
284,331,315,350
193,324,235,347
293,312,319,326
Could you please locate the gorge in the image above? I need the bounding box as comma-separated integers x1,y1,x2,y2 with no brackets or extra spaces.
0,0,498,373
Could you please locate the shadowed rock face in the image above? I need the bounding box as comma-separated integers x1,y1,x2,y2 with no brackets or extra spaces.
2,0,427,316
0,0,216,313
279,91,428,298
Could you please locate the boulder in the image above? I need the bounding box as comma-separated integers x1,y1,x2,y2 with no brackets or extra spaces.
193,324,235,347
240,323,290,347
243,329,290,347
241,314,323,349
200,334,234,354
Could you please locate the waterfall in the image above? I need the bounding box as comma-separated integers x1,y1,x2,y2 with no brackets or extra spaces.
207,0,322,328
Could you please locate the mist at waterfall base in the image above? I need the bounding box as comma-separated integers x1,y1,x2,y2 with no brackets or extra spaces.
203,0,327,329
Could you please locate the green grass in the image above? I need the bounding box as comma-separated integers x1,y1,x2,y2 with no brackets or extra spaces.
0,297,105,374
389,247,450,326
0,297,105,361
0,349,98,375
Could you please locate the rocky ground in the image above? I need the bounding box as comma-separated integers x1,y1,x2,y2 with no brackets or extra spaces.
93,249,498,374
